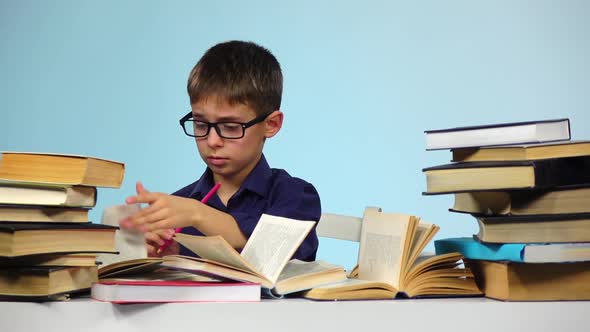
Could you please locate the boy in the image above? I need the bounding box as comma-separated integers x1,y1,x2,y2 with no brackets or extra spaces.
120,40,321,261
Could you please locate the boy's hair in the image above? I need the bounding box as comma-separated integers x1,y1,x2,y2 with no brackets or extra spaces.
187,41,283,116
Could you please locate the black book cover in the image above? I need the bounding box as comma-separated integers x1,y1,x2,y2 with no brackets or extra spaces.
477,212,590,223
0,265,76,273
0,204,91,210
0,222,117,233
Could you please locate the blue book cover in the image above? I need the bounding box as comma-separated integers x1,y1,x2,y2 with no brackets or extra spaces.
434,237,525,262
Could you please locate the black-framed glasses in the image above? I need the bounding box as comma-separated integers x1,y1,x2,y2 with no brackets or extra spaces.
179,111,273,139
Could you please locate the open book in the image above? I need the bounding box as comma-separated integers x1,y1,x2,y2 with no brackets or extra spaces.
93,258,260,303
162,214,347,296
304,208,482,300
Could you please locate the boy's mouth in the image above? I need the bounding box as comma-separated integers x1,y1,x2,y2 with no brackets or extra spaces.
207,156,227,166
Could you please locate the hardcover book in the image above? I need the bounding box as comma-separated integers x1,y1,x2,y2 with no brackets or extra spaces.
435,237,590,263
0,265,97,299
0,205,89,222
0,180,97,207
466,260,590,301
474,213,590,243
451,140,590,162
0,222,117,257
424,118,570,150
451,185,590,215
423,156,590,194
0,253,98,267
0,152,125,188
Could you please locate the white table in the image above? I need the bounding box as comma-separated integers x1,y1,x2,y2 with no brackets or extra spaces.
1,297,588,332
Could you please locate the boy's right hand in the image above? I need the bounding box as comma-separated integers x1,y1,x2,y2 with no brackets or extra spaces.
145,229,179,257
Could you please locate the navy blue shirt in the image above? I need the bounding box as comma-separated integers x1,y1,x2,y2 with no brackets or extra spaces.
172,155,321,261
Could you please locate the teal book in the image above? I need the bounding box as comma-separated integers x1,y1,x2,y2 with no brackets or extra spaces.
434,237,590,263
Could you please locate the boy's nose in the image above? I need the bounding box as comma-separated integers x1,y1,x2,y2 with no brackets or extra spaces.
206,127,224,147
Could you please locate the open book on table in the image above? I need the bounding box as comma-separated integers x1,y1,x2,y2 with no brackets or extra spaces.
93,258,260,303
163,214,347,296
304,208,482,300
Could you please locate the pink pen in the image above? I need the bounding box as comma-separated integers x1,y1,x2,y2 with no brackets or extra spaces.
156,183,221,254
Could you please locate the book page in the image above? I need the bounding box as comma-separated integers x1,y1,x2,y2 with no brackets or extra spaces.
277,260,341,281
407,222,439,269
241,214,316,285
357,208,415,288
174,233,260,275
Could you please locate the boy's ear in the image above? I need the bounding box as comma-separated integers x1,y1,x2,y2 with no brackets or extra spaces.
264,110,283,138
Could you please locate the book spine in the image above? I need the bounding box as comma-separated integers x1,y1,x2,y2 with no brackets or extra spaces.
534,156,590,188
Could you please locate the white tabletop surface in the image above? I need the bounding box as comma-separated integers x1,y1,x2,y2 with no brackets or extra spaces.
1,297,588,332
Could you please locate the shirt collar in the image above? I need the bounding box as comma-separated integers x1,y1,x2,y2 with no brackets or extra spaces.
189,154,272,199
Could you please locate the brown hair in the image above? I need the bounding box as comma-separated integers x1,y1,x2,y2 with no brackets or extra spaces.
187,41,283,116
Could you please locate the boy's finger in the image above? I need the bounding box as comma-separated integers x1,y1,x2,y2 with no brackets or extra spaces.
119,203,158,228
126,202,160,222
145,231,166,245
127,205,167,228
126,192,158,205
153,228,175,240
146,244,157,256
136,181,150,195
144,218,175,232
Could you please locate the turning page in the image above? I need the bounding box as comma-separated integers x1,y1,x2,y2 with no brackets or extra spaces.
406,222,439,271
174,234,258,274
97,204,145,267
241,214,316,285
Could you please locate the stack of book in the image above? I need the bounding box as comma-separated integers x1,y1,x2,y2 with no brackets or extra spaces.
422,118,590,301
0,152,123,300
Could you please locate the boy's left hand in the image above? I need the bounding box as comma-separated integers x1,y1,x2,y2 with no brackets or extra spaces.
120,181,204,232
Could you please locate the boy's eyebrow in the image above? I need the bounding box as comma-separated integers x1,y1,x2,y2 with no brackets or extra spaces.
192,112,246,122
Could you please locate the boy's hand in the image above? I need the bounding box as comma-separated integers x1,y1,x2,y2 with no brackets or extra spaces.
145,229,179,257
120,181,204,232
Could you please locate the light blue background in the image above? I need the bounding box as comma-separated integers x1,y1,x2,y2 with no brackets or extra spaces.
1,0,589,270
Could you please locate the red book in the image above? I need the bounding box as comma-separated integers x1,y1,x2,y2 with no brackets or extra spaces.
91,280,260,303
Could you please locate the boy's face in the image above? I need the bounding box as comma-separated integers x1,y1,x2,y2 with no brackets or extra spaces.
190,97,279,184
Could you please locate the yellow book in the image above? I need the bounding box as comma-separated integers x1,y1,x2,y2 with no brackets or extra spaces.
0,265,97,299
0,152,125,188
466,260,590,301
452,186,590,215
452,141,590,162
0,205,89,222
423,157,590,194
474,213,590,243
0,222,117,257
0,253,97,267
